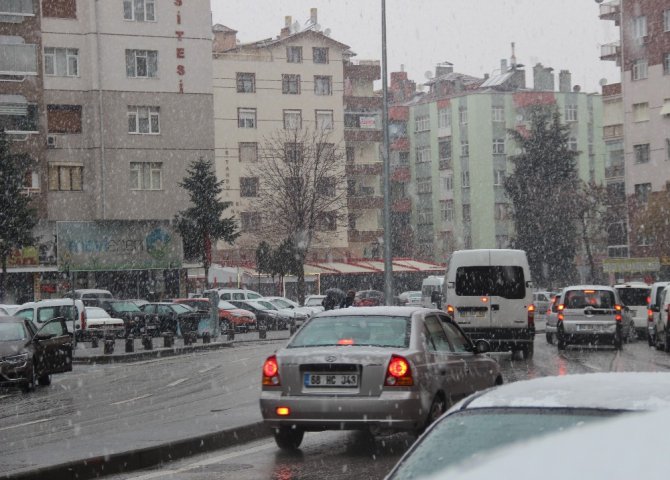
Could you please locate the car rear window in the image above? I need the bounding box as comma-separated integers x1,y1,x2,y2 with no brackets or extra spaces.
289,315,410,348
455,266,526,299
563,290,615,309
616,288,650,307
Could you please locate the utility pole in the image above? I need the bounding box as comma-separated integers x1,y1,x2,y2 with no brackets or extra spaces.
381,0,394,305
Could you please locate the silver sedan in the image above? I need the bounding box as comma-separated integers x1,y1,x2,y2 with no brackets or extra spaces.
259,306,502,450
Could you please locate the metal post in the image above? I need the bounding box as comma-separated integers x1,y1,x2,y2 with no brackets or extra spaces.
381,0,394,305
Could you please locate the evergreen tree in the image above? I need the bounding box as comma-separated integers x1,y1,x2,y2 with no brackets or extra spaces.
0,131,38,301
175,157,239,289
504,105,580,287
270,238,302,296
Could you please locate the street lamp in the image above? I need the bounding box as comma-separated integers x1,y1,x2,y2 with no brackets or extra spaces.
381,0,394,305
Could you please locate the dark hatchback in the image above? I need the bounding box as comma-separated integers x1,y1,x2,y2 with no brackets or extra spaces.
0,316,72,392
99,300,158,337
140,303,203,336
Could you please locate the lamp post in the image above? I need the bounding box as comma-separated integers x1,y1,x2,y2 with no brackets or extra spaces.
381,0,394,305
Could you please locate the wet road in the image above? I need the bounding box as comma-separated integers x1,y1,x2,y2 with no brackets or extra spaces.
100,336,670,480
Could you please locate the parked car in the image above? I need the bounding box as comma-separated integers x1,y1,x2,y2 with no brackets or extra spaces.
99,299,157,337
263,297,311,326
647,281,670,347
614,282,651,339
203,288,263,302
0,315,73,392
64,289,114,307
139,302,203,336
260,306,502,450
229,300,285,330
83,307,125,339
353,289,385,307
548,285,634,350
217,300,257,332
398,291,422,306
0,304,20,316
303,295,326,313
532,291,553,316
385,372,670,480
545,293,562,344
14,299,87,342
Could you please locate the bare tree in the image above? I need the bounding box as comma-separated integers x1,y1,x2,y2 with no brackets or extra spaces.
252,127,348,303
573,180,612,283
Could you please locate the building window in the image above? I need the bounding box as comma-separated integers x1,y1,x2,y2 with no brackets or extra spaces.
632,102,649,122
241,212,262,231
236,72,255,93
664,53,670,75
346,147,355,163
441,175,453,192
442,200,454,222
125,49,157,78
237,108,256,128
415,115,430,132
417,178,432,194
568,137,578,151
283,109,302,130
239,142,258,162
494,169,506,186
313,47,329,64
317,177,336,197
0,0,34,15
632,15,647,39
285,143,303,163
462,204,471,222
314,76,332,95
44,47,78,77
0,101,38,132
0,42,37,75
492,106,505,122
665,10,670,32
461,140,469,156
48,165,82,191
492,139,505,154
494,203,508,221
634,183,651,203
438,139,452,169
632,59,648,80
42,0,76,18
317,212,337,231
130,162,162,190
565,104,577,122
634,143,650,164
123,0,155,21
128,106,160,134
415,145,431,163
461,170,470,188
438,108,451,129
282,74,301,94
286,46,302,63
459,106,468,125
240,177,259,197
315,110,334,130
47,105,82,134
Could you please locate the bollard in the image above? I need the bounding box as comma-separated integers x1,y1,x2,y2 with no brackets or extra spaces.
183,331,193,346
202,331,211,344
227,326,235,341
142,335,153,350
163,333,174,348
103,338,115,355
259,324,267,339
290,324,297,336
125,335,134,353
91,336,99,348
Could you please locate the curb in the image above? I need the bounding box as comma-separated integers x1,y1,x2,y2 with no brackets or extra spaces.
1,421,273,480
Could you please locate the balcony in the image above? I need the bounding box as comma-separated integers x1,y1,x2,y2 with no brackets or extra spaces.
389,106,409,121
600,42,620,62
391,137,409,151
605,165,624,178
602,83,621,97
344,61,381,82
599,0,620,24
0,101,38,133
0,43,38,76
0,0,35,18
391,166,411,182
344,129,383,142
438,159,452,170
348,229,384,243
392,198,411,213
344,96,383,111
348,195,384,210
345,163,382,176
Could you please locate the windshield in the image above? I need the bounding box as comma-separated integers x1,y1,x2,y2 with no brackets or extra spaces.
0,322,27,341
85,308,110,319
218,301,238,310
616,288,650,307
269,298,291,308
171,304,192,314
389,409,617,479
256,301,277,310
456,266,525,299
305,298,324,306
111,302,141,313
289,315,410,348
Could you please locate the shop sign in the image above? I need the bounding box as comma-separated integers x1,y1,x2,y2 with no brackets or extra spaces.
602,257,660,273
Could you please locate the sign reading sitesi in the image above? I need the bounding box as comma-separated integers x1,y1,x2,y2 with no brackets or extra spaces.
175,0,185,93
57,221,183,272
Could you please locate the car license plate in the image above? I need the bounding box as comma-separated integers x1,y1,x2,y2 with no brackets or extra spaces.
461,310,486,317
577,324,593,331
629,311,636,317
304,373,358,387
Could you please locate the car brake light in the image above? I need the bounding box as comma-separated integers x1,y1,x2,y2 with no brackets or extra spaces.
614,305,622,322
446,304,454,315
584,290,595,294
648,309,654,323
276,406,290,416
527,304,535,328
262,355,280,386
337,338,354,345
480,297,488,303
558,304,565,311
647,296,651,305
385,355,413,386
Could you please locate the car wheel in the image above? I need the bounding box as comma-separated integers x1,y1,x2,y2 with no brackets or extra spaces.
426,394,447,427
38,374,52,386
545,332,554,345
613,331,623,350
274,426,304,450
557,329,567,351
648,328,655,347
22,364,36,393
664,329,670,353
627,323,636,343
520,343,534,360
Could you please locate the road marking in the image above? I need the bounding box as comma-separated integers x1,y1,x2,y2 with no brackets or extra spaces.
126,442,275,479
0,395,11,400
165,378,187,387
0,418,51,432
110,394,152,406
198,365,217,373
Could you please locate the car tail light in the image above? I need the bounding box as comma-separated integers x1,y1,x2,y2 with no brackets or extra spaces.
276,406,290,416
558,304,565,311
648,309,654,323
81,308,87,331
647,296,651,306
384,355,413,386
527,304,535,328
262,355,280,386
614,304,622,322
446,304,454,315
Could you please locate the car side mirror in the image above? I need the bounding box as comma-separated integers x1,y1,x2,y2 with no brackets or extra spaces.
473,339,491,354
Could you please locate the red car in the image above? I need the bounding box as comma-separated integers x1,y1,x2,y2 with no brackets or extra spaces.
353,290,385,307
173,298,256,332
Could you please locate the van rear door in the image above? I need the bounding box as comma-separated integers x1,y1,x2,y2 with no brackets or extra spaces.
488,250,528,331
452,250,493,331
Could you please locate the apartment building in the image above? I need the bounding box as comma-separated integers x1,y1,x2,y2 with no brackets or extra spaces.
393,61,605,265
599,0,670,277
212,11,358,263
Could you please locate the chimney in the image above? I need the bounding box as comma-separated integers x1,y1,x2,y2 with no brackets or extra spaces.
310,8,317,26
559,69,571,92
212,25,237,53
280,15,291,38
533,63,555,91
501,59,508,72
435,62,453,77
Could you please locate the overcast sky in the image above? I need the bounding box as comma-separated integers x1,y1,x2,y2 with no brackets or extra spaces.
211,0,620,93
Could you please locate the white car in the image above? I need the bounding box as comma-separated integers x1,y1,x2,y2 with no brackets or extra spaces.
303,295,326,313
614,282,650,339
262,297,310,326
648,281,670,347
84,307,125,338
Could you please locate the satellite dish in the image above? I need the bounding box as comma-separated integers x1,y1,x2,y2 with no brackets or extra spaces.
424,70,433,80
323,28,331,37
313,23,321,31
599,78,608,86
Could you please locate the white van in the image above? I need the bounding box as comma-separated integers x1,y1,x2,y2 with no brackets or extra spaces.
421,275,445,308
614,282,650,340
14,299,87,341
444,249,535,359
648,281,670,347
203,288,263,302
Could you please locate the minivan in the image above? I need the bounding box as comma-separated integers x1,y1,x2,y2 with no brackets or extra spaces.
443,249,535,359
203,288,263,302
614,282,650,340
14,299,87,341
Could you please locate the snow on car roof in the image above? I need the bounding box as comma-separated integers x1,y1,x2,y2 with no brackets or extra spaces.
460,372,670,411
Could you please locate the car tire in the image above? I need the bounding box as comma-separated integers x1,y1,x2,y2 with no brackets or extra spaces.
426,394,447,427
557,332,567,351
38,373,52,386
648,328,655,347
520,343,534,360
274,426,304,450
664,329,670,353
22,364,36,393
545,332,554,345
613,331,623,350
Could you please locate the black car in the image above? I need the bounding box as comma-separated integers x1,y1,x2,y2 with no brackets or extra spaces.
139,303,203,336
99,300,158,337
229,300,284,330
0,316,72,392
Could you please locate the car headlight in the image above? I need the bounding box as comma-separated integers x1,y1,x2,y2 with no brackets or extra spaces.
4,353,28,366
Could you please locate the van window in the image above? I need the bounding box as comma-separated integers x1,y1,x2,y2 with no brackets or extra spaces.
37,305,76,324
616,288,649,307
455,266,525,299
247,292,262,299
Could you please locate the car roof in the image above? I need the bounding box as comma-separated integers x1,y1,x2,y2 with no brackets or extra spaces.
315,306,440,317
0,315,25,324
454,372,670,412
613,282,650,289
